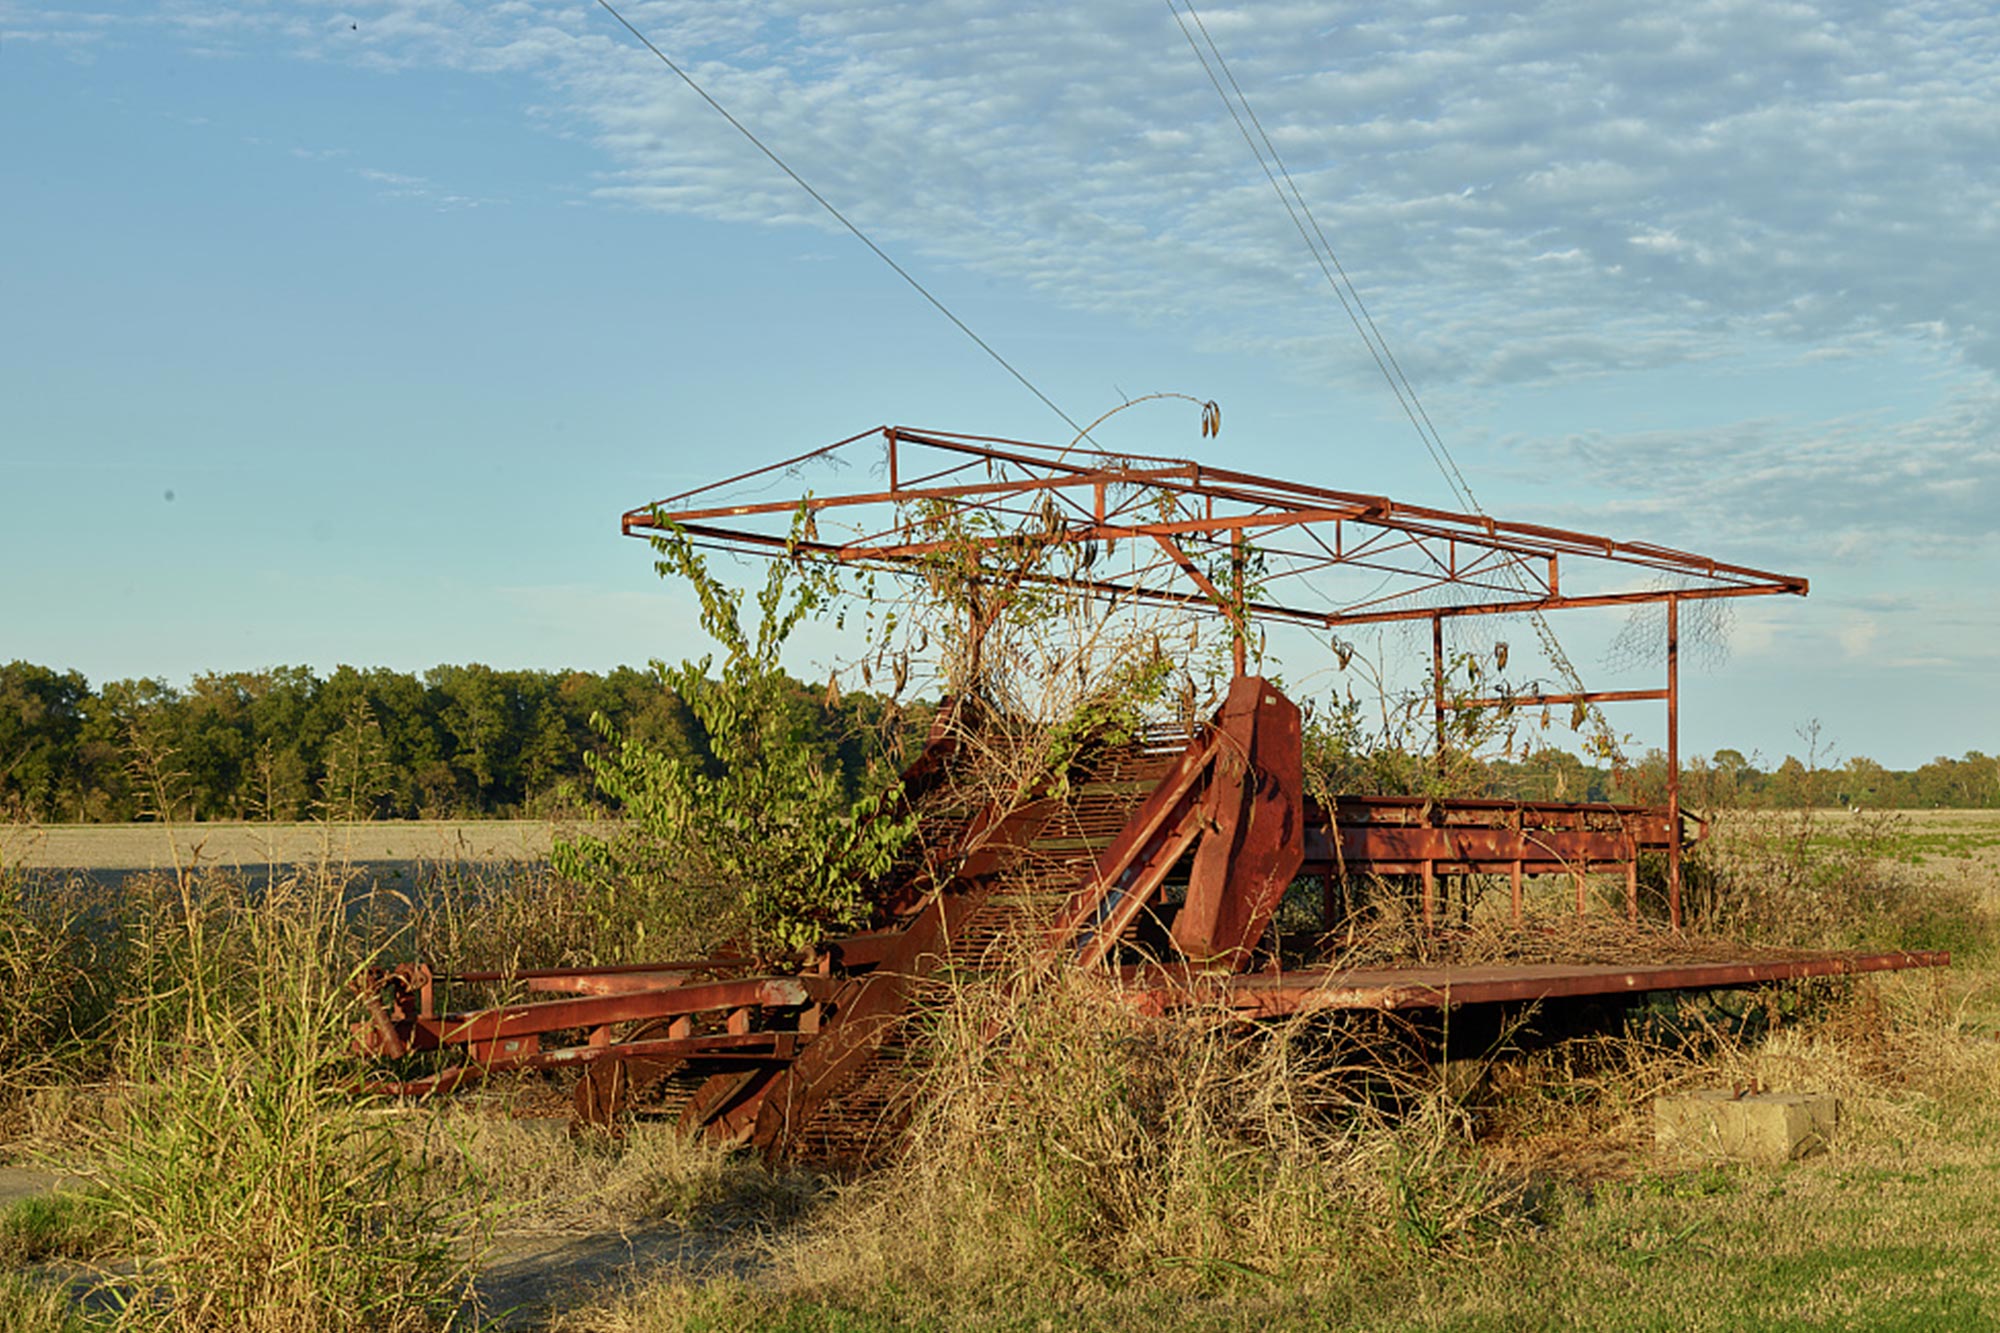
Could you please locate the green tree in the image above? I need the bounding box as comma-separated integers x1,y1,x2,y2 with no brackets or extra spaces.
555,516,914,959
0,662,89,820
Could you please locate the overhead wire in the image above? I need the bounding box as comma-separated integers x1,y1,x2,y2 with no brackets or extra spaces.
1166,0,1621,758
1165,3,1472,510
591,0,1092,444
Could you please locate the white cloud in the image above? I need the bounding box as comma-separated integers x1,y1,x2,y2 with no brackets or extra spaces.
63,1,2000,579
1515,364,2000,558
83,0,1990,400
1837,613,1880,659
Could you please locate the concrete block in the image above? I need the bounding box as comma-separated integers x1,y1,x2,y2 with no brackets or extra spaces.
1653,1090,1837,1164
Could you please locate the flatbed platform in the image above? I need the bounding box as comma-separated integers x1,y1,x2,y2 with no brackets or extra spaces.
1130,949,1951,1018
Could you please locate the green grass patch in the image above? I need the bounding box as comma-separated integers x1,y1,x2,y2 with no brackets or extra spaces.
0,1190,116,1265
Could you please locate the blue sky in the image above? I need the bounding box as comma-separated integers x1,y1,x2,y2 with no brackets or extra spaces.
2,0,1995,769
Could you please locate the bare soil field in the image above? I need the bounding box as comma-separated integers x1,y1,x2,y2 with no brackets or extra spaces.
0,820,592,879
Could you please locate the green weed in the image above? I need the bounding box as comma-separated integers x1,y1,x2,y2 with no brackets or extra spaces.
0,1190,116,1265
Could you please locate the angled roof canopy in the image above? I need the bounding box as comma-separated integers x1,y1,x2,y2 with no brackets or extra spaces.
623,426,1806,631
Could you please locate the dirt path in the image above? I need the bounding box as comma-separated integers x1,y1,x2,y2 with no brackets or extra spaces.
0,1165,70,1206
475,1226,762,1329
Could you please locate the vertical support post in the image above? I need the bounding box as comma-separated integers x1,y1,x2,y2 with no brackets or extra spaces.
1231,528,1247,677
1573,864,1586,916
1421,860,1436,932
1626,860,1638,922
887,428,899,492
1510,860,1523,925
1431,613,1446,776
1667,595,1682,933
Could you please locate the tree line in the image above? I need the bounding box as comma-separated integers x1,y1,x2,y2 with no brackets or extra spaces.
2,658,1993,822
0,660,912,823
1490,742,2000,810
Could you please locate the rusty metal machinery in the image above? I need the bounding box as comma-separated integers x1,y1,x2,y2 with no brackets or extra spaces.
356,428,1946,1162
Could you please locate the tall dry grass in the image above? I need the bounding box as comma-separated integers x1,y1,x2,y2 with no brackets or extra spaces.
76,866,477,1332
759,958,1519,1313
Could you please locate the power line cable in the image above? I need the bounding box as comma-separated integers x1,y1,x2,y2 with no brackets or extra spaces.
1168,0,1619,755
1178,2,1479,510
592,0,1090,442
1165,5,1469,508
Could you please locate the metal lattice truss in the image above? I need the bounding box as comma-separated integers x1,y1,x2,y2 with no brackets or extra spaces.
623,426,1807,635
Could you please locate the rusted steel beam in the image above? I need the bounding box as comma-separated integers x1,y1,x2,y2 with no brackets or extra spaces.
367,1031,803,1100
1322,793,1672,820
443,956,768,985
361,975,821,1057
1305,826,1662,864
525,970,695,996
1444,688,1668,710
1171,679,1304,969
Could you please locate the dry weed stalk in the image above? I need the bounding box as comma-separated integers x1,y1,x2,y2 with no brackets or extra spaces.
772,946,1516,1305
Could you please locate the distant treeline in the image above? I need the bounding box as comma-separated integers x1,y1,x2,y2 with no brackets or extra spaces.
2,660,1993,822
0,661,916,823
1489,744,2000,810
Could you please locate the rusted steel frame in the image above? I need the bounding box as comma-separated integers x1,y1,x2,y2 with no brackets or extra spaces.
1169,679,1304,968
1299,520,1553,598
1432,613,1446,774
627,425,887,519
886,452,993,496
442,957,767,985
358,987,412,1059
1321,793,1671,821
888,425,1196,474
1151,532,1237,625
630,463,1197,532
1123,950,1950,1018
1667,595,1683,932
834,504,1367,564
1320,581,1802,629
1309,859,1646,876
654,459,1751,602
534,1030,798,1070
524,970,693,996
1105,460,1802,595
826,481,1120,556
751,879,1004,1160
1308,827,1667,862
1443,688,1668,711
641,426,1805,596
670,518,1788,636
1235,951,1955,1016
1047,448,1798,590
1231,529,1248,675
403,976,820,1052
1176,459,1805,591
371,1031,799,1098
1049,727,1224,965
1306,564,1566,620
